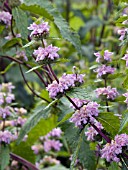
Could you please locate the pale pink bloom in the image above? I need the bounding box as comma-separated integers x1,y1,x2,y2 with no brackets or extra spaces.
43,139,63,152
117,29,127,41
0,11,12,26
0,130,17,144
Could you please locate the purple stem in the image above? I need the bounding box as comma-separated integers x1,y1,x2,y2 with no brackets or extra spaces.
48,64,59,83
4,2,11,13
123,153,128,159
65,94,79,110
90,123,111,143
10,153,38,170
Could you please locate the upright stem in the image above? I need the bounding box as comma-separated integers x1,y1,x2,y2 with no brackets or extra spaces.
48,64,59,83
65,94,79,110
104,77,109,112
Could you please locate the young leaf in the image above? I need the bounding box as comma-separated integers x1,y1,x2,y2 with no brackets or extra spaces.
22,40,36,48
0,144,10,170
12,7,28,39
2,38,22,50
21,0,82,55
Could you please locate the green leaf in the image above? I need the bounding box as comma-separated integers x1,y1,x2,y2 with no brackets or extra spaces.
57,112,73,125
108,162,120,170
97,112,120,136
123,76,128,88
70,130,84,170
108,73,124,80
17,100,58,144
2,38,22,50
12,115,57,163
0,62,15,74
119,110,128,132
0,144,10,170
12,7,28,39
67,87,91,100
22,40,36,48
26,65,42,73
21,0,81,55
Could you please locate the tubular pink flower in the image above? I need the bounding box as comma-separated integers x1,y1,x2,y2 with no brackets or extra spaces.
95,86,119,100
94,65,116,78
101,134,128,162
70,101,100,128
47,73,85,98
33,45,60,62
28,21,50,37
0,11,12,26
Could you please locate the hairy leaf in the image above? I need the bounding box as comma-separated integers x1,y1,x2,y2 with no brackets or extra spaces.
119,110,128,132
0,144,10,170
97,112,120,136
12,7,28,39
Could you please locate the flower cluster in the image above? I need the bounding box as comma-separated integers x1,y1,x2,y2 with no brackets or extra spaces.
28,21,50,38
0,11,12,26
94,50,113,63
101,134,128,162
0,83,27,144
0,130,17,144
70,101,100,128
33,45,60,62
117,29,128,41
31,128,63,168
85,121,103,141
94,65,116,78
16,51,28,61
47,73,85,98
95,86,119,100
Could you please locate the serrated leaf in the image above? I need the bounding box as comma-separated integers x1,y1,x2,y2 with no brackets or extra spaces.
22,40,36,48
108,162,120,170
0,144,10,170
57,112,74,125
97,112,120,136
21,0,81,55
2,38,22,50
108,73,123,80
119,110,128,132
17,100,58,144
12,7,28,39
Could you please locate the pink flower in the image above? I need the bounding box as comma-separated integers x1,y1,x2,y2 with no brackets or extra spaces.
94,65,116,78
16,51,28,61
0,11,12,26
0,82,15,93
94,52,102,63
47,73,85,98
28,21,50,37
123,92,128,106
94,50,113,63
0,106,12,119
43,139,63,152
11,117,26,127
0,130,17,144
117,29,127,41
95,86,119,100
47,128,62,138
33,45,60,62
70,98,89,109
101,134,128,162
70,101,100,128
31,144,43,154
85,121,103,141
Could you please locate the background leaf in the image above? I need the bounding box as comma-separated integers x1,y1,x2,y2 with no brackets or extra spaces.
0,144,10,170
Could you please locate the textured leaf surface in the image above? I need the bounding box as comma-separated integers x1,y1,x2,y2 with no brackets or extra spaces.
21,0,81,55
12,7,28,39
119,110,128,132
97,112,120,136
0,144,10,170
